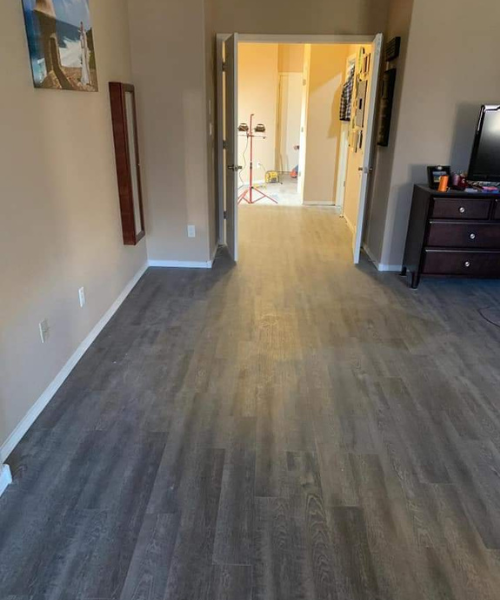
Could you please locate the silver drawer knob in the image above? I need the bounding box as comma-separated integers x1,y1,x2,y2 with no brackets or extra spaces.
464,261,471,268
469,233,476,240
459,207,466,214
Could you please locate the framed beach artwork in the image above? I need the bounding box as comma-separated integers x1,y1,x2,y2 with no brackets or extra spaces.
22,0,98,92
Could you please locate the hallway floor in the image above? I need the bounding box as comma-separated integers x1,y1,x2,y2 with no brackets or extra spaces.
2,207,500,599
239,174,304,206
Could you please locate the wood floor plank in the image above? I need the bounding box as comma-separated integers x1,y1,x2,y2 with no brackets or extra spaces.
424,484,500,600
253,497,293,600
213,419,256,566
205,565,252,600
287,451,338,600
163,449,225,600
328,506,379,600
119,513,180,600
255,383,288,498
349,453,421,600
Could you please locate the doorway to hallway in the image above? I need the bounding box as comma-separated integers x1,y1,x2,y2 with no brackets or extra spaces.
216,33,383,264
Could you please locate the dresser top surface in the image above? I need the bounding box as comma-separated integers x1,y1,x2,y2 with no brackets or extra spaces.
416,184,500,199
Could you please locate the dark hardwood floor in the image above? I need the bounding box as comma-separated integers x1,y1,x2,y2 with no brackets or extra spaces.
2,206,500,599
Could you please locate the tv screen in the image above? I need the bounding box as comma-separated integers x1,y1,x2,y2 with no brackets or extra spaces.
468,105,500,182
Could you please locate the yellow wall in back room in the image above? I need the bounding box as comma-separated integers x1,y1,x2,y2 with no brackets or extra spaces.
303,44,350,205
278,45,305,73
238,44,279,184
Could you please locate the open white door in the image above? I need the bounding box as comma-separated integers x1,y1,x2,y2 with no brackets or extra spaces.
223,34,239,261
353,33,383,264
297,45,311,200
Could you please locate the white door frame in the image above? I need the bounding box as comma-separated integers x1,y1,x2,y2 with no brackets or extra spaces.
215,33,379,251
352,33,383,264
297,44,310,202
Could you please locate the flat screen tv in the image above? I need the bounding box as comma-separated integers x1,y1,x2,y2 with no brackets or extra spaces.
468,105,500,182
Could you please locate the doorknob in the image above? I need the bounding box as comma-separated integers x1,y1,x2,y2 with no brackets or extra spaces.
228,165,243,171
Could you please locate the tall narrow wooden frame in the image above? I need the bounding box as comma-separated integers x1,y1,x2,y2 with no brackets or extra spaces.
109,82,145,245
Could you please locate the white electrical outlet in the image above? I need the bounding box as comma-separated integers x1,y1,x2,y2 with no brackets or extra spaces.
39,319,49,344
187,225,196,238
78,287,86,308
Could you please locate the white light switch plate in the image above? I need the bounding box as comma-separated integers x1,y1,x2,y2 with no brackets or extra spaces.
39,319,49,344
79,287,86,308
187,225,196,238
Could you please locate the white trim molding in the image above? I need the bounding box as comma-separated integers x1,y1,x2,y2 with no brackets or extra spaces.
148,256,215,269
0,464,12,497
343,214,356,235
303,201,339,208
238,34,375,44
363,244,402,272
0,262,149,464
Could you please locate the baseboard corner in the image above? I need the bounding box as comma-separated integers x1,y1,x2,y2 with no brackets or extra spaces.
343,215,356,235
363,244,401,272
0,464,12,497
208,244,218,268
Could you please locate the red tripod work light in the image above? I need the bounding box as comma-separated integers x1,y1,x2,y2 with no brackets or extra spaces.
238,114,278,205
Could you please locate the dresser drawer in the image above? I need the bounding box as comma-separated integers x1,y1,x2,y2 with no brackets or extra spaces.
427,221,500,249
423,250,500,276
431,197,491,220
494,199,500,220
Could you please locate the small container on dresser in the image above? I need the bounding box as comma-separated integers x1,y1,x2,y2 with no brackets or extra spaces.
401,185,500,288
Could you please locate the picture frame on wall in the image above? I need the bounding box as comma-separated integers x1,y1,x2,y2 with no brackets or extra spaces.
22,0,98,91
377,68,397,147
109,83,146,246
363,53,371,75
355,80,368,128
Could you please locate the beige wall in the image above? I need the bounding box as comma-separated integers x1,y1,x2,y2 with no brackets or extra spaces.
369,0,500,268
278,45,305,73
238,44,279,184
211,0,390,36
364,0,415,264
303,45,349,204
127,0,213,263
0,1,147,453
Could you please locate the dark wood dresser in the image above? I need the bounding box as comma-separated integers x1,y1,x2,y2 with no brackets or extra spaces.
401,184,500,288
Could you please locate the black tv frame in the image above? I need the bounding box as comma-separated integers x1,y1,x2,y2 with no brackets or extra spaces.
468,104,500,183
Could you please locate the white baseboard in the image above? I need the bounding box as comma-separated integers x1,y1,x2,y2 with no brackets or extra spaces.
0,262,149,464
210,244,218,265
303,200,336,207
343,215,356,235
363,244,401,272
149,258,214,269
0,464,12,497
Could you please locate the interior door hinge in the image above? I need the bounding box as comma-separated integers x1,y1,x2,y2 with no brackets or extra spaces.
224,210,227,219
223,140,227,150
222,62,227,72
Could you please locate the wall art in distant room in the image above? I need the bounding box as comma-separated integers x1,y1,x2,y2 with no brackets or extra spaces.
22,0,98,92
